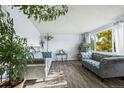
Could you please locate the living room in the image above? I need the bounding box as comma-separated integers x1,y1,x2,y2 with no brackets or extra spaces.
1,5,124,88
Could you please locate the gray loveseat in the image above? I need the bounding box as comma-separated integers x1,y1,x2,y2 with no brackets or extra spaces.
81,52,124,79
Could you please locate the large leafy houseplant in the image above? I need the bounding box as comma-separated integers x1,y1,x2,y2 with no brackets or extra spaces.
0,7,33,87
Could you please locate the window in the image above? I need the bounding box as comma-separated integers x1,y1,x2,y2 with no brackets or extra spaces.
95,29,112,52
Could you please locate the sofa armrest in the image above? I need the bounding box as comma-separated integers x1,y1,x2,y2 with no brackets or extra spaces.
100,57,124,70
101,57,124,64
99,57,124,78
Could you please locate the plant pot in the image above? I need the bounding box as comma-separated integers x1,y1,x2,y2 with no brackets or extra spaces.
0,78,24,88
14,79,25,88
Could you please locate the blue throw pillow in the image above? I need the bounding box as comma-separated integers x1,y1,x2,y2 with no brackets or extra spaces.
42,52,52,58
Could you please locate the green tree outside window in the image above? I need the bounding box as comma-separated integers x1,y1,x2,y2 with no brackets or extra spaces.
96,29,112,52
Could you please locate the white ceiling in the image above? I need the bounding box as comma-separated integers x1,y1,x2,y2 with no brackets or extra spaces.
31,5,124,34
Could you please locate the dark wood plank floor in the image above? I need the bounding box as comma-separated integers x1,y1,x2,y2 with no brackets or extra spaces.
50,61,124,88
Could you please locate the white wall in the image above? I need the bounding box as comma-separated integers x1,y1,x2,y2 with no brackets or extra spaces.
41,33,81,60
29,6,83,60
4,6,41,46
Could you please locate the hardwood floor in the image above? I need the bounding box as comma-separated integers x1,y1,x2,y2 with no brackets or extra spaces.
50,61,124,88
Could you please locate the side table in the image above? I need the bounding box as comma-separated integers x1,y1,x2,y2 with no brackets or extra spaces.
56,53,68,62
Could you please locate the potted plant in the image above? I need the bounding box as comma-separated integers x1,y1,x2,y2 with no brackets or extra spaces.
58,49,65,54
40,33,54,52
0,7,33,87
44,33,54,52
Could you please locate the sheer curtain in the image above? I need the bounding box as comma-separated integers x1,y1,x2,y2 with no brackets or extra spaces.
113,21,124,55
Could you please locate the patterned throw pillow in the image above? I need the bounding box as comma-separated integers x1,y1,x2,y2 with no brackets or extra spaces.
81,52,92,59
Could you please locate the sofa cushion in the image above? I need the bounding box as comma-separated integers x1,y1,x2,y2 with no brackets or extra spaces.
91,53,112,62
83,59,100,69
81,52,92,59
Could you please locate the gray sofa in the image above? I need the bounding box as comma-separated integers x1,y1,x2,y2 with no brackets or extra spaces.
81,52,124,79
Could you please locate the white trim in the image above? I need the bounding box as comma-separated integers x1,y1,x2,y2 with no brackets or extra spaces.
112,24,116,52
90,23,113,34
94,27,112,34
